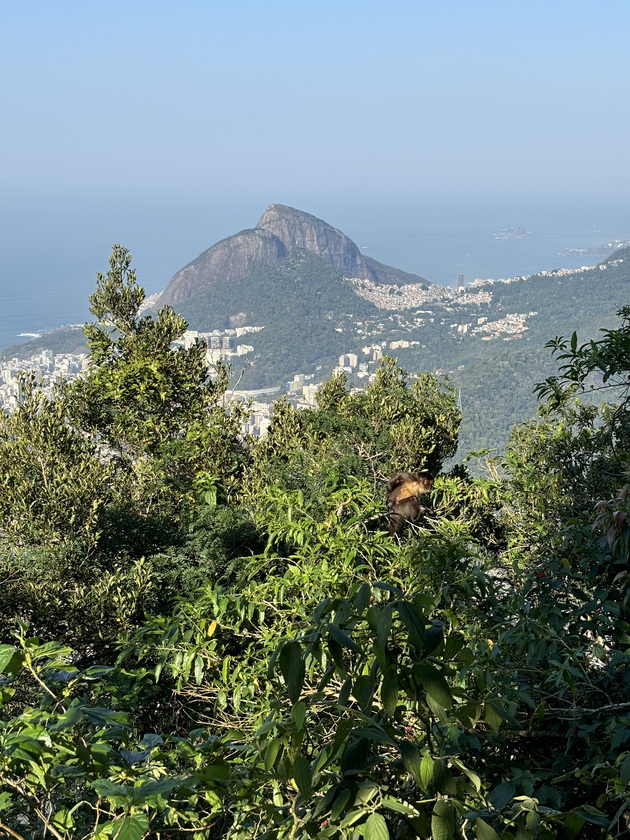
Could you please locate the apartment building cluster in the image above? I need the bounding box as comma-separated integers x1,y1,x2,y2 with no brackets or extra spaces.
449,311,538,340
174,327,261,364
349,277,492,310
0,349,89,410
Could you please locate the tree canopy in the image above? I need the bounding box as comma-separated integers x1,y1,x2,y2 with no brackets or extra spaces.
0,247,629,839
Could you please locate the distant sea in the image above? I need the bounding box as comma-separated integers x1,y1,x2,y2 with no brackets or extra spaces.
1,196,628,353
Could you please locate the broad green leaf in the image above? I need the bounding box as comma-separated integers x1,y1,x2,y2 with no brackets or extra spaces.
355,582,372,610
420,754,434,790
562,812,585,840
374,582,403,596
340,808,369,828
139,733,163,748
119,747,152,764
291,700,306,730
130,778,185,805
364,812,389,840
376,605,393,657
573,805,610,827
620,753,630,786
488,781,516,809
380,667,398,716
265,738,282,771
484,702,504,734
443,633,465,658
331,787,352,820
448,757,481,792
382,797,420,816
0,645,18,674
194,764,231,782
84,708,129,728
278,641,305,703
82,665,115,679
353,726,397,746
91,779,133,798
416,663,452,709
292,754,312,798
109,813,150,840
399,741,422,787
397,602,426,651
475,817,501,840
329,624,361,653
49,702,85,732
352,674,376,712
426,694,451,723
51,808,75,831
431,799,455,840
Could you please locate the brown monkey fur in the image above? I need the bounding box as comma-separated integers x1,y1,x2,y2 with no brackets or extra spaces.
386,471,434,535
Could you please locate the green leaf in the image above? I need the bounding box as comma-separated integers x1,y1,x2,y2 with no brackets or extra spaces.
331,787,352,820
376,605,393,656
265,738,282,771
0,645,19,674
194,764,230,782
415,663,452,709
292,754,312,798
374,582,403,596
119,748,152,764
489,781,516,809
397,602,426,650
563,812,585,840
382,797,420,816
139,733,163,749
475,817,501,840
420,754,434,791
49,701,85,732
431,799,455,840
355,582,372,611
329,624,361,654
399,741,423,787
91,779,133,799
291,700,306,730
448,757,481,792
573,805,610,827
484,702,504,734
278,641,305,703
130,778,185,805
82,665,115,679
620,753,630,786
84,707,129,728
364,812,389,840
380,667,398,716
109,813,150,840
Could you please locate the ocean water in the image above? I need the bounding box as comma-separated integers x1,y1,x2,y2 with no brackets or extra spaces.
1,196,627,353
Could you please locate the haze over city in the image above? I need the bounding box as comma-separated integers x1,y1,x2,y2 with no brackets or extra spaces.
1,0,629,346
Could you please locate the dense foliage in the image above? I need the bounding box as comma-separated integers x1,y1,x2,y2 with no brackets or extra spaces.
0,248,629,839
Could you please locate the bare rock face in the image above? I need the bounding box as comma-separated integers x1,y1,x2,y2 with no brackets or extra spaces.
255,204,380,283
159,204,426,306
159,227,287,306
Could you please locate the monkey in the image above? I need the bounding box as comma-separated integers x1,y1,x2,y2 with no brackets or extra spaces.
386,471,434,536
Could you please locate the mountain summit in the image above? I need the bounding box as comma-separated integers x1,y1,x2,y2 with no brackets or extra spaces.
158,204,427,306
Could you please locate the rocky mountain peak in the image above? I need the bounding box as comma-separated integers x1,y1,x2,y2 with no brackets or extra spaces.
158,204,426,307
255,204,379,283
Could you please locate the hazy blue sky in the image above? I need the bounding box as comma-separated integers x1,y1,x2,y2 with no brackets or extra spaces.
1,0,629,305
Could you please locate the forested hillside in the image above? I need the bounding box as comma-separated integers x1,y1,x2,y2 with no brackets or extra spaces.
2,247,629,458
1,247,629,839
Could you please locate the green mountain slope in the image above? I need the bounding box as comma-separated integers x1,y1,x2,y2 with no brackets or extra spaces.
175,251,378,385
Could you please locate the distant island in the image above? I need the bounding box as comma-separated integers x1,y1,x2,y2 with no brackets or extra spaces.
494,227,532,240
